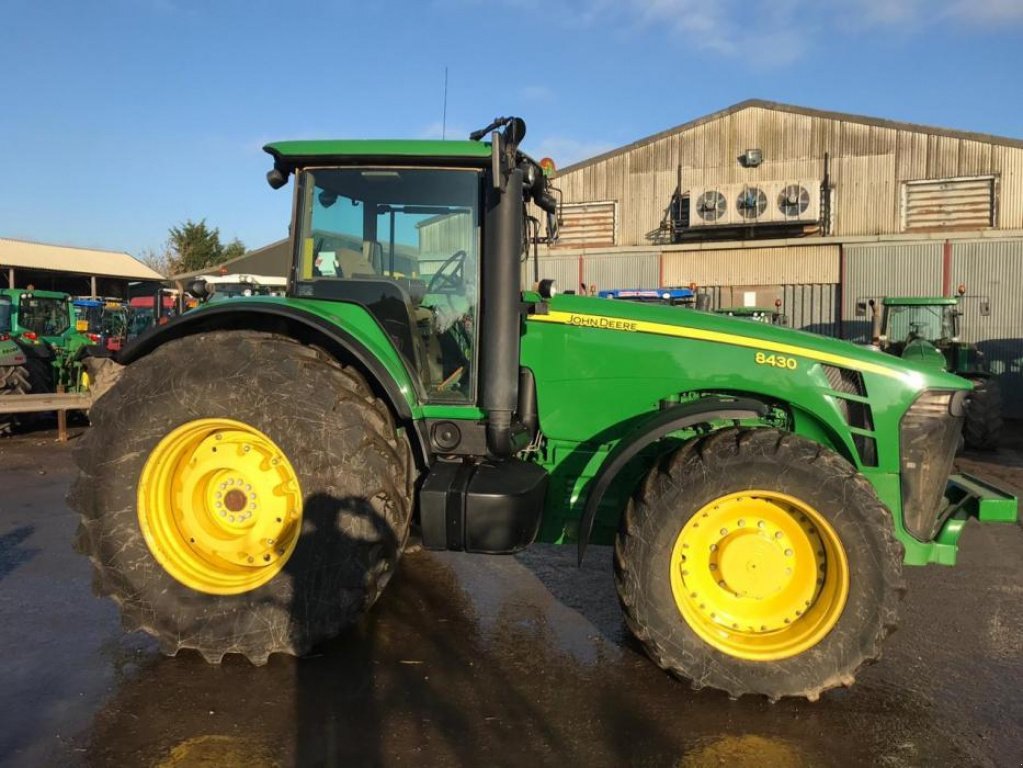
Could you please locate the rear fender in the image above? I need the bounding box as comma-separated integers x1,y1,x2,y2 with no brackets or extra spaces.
116,302,428,463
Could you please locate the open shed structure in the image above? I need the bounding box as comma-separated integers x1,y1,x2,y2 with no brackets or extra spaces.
0,237,164,297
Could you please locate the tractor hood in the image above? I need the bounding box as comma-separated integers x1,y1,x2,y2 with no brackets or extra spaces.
538,293,969,392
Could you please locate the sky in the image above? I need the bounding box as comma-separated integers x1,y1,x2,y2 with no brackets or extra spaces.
2,0,1022,261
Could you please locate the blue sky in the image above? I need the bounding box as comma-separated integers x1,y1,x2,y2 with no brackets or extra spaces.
2,0,1022,260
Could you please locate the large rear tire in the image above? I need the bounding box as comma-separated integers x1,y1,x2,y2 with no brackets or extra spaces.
614,428,903,701
0,363,30,435
963,377,1002,451
70,331,416,664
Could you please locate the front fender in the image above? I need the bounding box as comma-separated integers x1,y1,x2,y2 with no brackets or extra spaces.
577,395,770,563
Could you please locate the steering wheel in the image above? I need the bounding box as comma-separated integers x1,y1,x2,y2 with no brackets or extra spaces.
426,250,467,295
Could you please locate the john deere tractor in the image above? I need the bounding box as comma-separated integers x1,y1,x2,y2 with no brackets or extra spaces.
0,288,93,432
72,118,1017,702
871,296,1002,451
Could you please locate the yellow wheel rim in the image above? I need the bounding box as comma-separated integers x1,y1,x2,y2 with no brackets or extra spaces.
669,490,849,661
137,418,303,595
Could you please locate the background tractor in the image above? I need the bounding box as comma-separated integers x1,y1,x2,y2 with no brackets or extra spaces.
714,302,787,325
186,273,288,304
597,286,697,306
72,117,1016,702
73,297,130,352
869,295,1002,450
0,288,94,433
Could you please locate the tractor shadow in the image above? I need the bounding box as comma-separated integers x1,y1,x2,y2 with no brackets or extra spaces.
0,525,39,582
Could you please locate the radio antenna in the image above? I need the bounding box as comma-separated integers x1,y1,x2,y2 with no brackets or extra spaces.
442,66,449,140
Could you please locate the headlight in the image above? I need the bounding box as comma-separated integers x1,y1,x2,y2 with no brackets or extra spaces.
899,390,966,540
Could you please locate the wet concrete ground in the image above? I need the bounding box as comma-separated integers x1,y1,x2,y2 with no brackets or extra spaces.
1,429,1022,768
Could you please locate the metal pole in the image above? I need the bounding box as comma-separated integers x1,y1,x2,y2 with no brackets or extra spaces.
57,384,68,442
90,275,97,296
7,267,13,288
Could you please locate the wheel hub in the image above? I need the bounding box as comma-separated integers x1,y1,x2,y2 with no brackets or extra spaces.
669,491,849,660
137,419,303,595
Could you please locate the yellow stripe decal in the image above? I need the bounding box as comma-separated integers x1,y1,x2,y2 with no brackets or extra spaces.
530,311,903,380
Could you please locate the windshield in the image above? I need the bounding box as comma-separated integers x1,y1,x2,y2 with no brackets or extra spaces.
19,296,70,336
0,299,10,332
295,167,481,401
885,305,957,343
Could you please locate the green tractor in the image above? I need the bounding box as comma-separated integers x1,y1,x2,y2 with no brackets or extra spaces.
72,118,1017,702
870,295,1002,451
0,288,94,433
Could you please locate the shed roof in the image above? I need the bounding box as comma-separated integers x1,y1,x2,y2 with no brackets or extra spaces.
0,237,164,281
555,99,1023,177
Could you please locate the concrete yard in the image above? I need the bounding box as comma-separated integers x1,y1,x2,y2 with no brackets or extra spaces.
1,428,1021,768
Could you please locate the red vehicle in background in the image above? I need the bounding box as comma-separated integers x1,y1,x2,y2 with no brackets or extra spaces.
127,289,196,340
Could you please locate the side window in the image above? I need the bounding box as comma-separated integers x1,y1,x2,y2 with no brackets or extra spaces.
296,168,481,403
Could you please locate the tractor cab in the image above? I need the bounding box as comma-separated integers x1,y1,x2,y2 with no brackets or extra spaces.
3,288,77,345
878,297,962,370
267,117,558,420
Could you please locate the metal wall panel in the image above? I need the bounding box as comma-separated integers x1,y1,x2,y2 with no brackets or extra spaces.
696,283,839,336
523,255,579,292
840,242,943,340
662,245,839,286
783,283,840,336
950,239,1023,416
582,253,660,291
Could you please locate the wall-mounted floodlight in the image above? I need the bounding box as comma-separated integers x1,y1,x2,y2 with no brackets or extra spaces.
739,148,763,168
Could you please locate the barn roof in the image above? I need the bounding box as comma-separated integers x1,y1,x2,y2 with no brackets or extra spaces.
555,99,1023,177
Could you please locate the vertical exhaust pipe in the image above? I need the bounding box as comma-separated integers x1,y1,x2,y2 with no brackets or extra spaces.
481,162,524,458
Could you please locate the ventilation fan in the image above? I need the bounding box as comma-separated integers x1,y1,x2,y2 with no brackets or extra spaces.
735,187,767,219
695,190,727,222
778,184,811,218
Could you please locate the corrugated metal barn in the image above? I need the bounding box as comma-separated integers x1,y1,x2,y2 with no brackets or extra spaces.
534,100,1023,415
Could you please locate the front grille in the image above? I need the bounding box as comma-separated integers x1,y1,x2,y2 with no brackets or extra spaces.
899,390,965,540
822,364,875,465
822,365,865,397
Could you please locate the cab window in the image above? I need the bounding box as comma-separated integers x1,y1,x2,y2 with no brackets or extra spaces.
295,167,480,403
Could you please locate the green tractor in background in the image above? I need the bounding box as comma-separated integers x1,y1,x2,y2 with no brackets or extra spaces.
870,295,1002,451
0,288,94,433
0,294,30,434
72,117,1017,702
714,302,787,326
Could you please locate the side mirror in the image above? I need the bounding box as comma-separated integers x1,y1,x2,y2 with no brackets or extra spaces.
856,301,867,317
980,300,991,317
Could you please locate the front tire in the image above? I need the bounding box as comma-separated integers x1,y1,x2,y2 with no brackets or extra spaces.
614,428,903,701
70,331,415,664
963,377,1002,451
